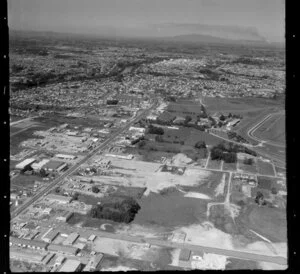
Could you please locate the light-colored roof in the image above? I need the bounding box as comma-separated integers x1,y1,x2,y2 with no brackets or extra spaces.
48,244,79,255
10,236,48,249
46,194,72,203
15,158,36,169
31,159,50,169
59,259,81,272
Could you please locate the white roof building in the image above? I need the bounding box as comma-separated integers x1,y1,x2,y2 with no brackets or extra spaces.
55,154,77,160
31,159,50,171
15,158,36,170
59,259,81,272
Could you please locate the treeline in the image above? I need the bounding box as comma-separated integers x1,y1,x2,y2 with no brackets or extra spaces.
227,131,249,144
89,198,141,223
11,102,74,112
148,124,164,135
231,57,264,66
211,141,257,163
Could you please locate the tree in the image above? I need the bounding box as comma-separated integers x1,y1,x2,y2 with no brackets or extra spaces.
255,191,264,205
92,186,100,193
40,168,47,178
155,135,164,142
219,114,226,121
195,141,207,149
243,158,254,165
271,187,278,195
72,192,79,201
54,187,61,194
184,115,192,125
138,140,146,148
148,125,164,135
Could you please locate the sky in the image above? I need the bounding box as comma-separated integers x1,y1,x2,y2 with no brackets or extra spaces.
8,0,285,42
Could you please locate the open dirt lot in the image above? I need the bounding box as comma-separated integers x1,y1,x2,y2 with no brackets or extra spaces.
89,156,212,196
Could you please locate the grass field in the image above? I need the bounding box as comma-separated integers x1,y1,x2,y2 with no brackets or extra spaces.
245,205,286,242
252,113,285,145
206,158,222,170
35,113,107,129
67,213,117,232
257,160,275,176
158,127,222,147
222,162,237,172
112,186,147,199
257,176,285,191
237,160,257,174
275,166,286,177
10,124,48,155
11,174,42,187
226,258,259,270
203,97,284,114
133,191,208,228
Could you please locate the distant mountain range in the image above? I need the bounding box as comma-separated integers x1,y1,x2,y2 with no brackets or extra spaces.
159,34,275,46
10,28,284,48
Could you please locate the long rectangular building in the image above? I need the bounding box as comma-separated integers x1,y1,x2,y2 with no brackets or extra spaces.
15,158,36,170
10,237,48,250
48,244,79,255
63,232,80,245
46,194,72,204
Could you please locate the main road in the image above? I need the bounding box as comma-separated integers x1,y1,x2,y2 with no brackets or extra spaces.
11,101,158,221
55,223,287,266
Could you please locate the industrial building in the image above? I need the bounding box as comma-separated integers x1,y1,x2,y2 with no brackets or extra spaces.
46,194,72,204
83,253,104,271
56,211,74,222
105,154,134,160
55,154,77,160
43,230,60,243
88,234,96,242
10,249,46,264
10,237,48,250
90,253,104,270
59,259,82,272
15,158,36,170
48,244,79,255
42,253,55,265
31,159,50,171
43,160,67,172
63,232,80,245
179,249,191,261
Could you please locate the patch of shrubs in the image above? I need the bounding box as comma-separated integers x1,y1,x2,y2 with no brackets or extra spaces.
89,198,141,223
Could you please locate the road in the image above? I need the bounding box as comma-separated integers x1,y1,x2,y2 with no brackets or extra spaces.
10,116,39,126
11,102,158,221
208,111,285,167
56,223,287,266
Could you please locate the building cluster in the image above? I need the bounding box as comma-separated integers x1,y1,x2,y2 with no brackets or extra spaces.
10,222,104,272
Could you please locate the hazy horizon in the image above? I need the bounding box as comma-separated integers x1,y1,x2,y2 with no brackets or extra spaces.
8,0,285,43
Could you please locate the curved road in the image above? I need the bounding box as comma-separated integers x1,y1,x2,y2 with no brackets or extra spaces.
247,112,285,148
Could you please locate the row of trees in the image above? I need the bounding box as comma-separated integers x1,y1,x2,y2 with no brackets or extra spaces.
148,124,164,135
89,198,141,223
154,135,184,145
